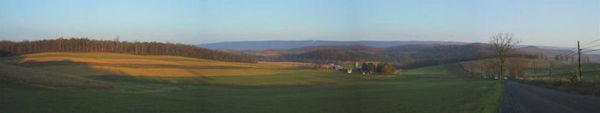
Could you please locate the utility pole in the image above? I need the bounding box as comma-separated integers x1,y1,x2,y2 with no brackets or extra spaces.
578,41,583,81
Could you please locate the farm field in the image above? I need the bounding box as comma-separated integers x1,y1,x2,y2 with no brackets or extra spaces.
516,62,600,97
0,52,502,113
525,63,600,81
526,63,600,74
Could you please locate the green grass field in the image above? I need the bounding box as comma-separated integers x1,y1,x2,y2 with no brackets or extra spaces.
526,63,600,74
0,53,502,113
520,63,600,96
526,63,600,81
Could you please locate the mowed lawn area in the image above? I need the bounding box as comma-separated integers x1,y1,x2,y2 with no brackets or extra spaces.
0,52,502,113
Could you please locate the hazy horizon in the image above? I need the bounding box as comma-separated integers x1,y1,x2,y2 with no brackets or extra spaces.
1,0,599,47
0,38,576,48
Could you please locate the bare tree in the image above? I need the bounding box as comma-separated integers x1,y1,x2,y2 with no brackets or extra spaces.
508,58,530,79
483,59,499,79
489,33,521,80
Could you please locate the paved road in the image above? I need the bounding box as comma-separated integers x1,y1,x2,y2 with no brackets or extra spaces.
500,80,600,113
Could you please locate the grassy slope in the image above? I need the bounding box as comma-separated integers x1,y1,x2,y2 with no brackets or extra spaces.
457,58,600,80
521,63,600,96
0,52,501,113
0,63,114,89
526,63,600,80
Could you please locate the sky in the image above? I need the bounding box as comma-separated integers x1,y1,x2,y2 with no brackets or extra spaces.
0,0,599,47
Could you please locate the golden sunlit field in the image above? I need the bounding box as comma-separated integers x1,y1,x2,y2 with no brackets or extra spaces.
1,52,310,77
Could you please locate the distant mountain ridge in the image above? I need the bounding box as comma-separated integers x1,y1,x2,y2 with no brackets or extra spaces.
277,43,496,66
249,43,600,68
197,40,466,50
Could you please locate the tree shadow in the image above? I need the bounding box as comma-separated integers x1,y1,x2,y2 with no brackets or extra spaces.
0,55,116,90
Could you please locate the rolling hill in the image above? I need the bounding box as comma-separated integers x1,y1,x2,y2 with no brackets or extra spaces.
0,52,299,78
255,43,494,64
0,52,503,113
251,43,600,69
0,38,256,62
197,40,466,50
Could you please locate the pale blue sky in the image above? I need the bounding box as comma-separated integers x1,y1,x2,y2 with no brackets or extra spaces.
0,0,598,47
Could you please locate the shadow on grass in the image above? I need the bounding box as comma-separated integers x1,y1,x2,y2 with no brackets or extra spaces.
22,61,244,69
0,56,116,90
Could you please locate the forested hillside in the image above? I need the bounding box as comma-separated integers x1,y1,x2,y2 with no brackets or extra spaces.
276,44,494,64
383,43,497,68
0,38,256,62
256,43,550,69
282,49,381,64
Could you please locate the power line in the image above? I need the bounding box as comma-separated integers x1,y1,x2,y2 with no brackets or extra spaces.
564,51,578,57
554,52,575,57
554,49,578,57
581,44,600,49
581,38,600,47
582,49,600,53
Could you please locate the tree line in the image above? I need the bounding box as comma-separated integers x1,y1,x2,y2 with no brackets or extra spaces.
360,62,397,75
0,38,256,63
278,43,505,69
282,49,381,64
